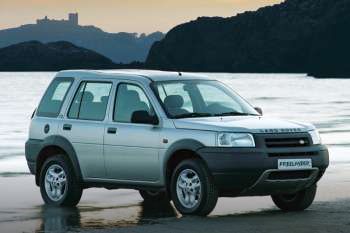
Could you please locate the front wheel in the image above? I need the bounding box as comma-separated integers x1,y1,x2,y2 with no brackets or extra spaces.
170,159,218,216
40,154,83,207
271,184,317,211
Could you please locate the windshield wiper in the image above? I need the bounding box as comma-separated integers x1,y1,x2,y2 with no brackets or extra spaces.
174,112,213,119
214,111,259,117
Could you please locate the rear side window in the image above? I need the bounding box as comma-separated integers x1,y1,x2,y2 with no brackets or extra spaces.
36,78,73,118
68,81,112,121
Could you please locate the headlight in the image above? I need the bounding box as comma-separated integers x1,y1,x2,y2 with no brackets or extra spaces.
309,130,322,145
217,133,255,147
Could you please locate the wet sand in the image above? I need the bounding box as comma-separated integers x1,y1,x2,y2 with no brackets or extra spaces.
0,163,349,233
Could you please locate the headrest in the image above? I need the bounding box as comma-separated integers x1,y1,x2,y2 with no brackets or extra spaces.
124,90,140,102
82,91,94,102
100,96,109,103
164,95,184,108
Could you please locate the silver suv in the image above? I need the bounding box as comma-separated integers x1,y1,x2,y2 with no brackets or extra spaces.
25,70,329,216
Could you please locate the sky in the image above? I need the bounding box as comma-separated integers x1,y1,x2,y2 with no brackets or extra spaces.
0,0,283,34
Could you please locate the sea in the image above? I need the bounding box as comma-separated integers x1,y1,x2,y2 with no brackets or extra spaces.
0,72,349,175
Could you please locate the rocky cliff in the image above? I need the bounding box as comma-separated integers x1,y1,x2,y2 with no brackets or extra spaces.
146,0,350,78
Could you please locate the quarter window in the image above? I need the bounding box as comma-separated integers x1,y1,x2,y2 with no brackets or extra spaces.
114,83,155,123
68,82,112,121
37,78,73,118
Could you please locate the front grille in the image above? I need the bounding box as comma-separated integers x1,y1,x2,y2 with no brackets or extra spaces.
268,170,313,180
265,137,310,148
268,151,319,157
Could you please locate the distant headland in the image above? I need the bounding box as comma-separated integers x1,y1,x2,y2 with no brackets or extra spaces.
0,13,164,63
0,41,143,71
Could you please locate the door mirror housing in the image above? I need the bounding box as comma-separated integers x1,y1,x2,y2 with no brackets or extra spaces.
254,107,263,115
131,110,159,125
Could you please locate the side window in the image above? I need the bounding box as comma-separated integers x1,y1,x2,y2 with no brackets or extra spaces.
114,83,155,123
37,78,73,117
68,82,112,121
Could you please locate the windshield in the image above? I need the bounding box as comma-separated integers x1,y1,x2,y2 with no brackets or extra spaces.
152,80,259,119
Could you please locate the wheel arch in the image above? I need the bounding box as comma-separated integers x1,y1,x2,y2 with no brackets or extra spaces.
163,139,209,191
36,135,83,185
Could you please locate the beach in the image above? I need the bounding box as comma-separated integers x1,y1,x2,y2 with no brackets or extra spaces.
0,162,349,233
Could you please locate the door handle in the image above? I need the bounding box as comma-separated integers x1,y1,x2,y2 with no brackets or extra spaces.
63,124,72,131
107,127,117,134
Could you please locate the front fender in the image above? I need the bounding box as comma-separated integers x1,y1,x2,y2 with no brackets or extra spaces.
162,139,205,182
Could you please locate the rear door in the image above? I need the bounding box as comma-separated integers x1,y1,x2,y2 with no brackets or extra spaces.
58,80,113,179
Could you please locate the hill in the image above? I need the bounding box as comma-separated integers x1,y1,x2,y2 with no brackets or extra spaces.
0,41,131,71
146,0,350,78
0,19,164,63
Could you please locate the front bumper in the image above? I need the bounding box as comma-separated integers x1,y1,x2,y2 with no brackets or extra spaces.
197,144,329,197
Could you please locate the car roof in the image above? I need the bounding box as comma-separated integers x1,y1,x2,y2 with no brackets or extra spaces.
56,69,214,82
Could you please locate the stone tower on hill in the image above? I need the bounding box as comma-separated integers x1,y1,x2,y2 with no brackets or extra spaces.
37,13,79,26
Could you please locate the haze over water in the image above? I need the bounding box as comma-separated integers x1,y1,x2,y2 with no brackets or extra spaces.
0,72,349,175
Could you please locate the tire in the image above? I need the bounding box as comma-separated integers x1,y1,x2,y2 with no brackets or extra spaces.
139,190,169,202
170,158,218,216
271,184,317,211
39,154,83,207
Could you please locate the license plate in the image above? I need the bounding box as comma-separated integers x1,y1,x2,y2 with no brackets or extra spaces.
278,159,312,170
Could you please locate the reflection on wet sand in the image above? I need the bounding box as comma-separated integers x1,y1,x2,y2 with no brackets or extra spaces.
35,200,177,232
33,199,350,233
139,200,178,220
36,206,81,232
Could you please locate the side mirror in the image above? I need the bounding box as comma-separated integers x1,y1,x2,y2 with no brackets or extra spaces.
131,110,159,125
254,107,263,115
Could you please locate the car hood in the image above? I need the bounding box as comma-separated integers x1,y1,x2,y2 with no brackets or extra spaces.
172,116,314,133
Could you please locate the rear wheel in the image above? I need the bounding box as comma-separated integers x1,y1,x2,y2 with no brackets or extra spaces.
139,190,168,202
40,154,83,206
170,159,218,216
271,184,317,211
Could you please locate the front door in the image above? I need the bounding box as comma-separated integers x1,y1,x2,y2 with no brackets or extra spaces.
104,82,161,182
59,81,113,179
